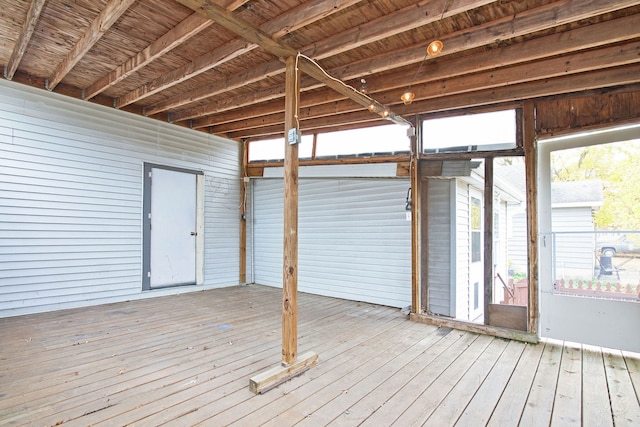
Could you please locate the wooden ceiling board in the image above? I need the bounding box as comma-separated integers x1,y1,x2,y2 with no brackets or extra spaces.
1,0,638,140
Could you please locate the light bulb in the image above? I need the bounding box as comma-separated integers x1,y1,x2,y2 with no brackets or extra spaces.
401,91,415,105
381,109,391,118
427,40,443,56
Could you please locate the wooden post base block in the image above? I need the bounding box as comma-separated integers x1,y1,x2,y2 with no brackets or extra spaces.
249,351,318,394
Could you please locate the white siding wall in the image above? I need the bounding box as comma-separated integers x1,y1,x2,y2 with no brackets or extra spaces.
426,179,454,316
455,180,471,321
552,207,596,274
251,176,412,308
0,80,240,317
511,206,595,276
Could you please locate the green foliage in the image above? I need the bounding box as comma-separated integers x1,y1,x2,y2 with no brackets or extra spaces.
551,139,640,230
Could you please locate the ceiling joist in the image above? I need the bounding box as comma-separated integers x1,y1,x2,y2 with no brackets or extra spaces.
175,0,413,126
47,0,135,91
2,0,639,140
4,0,47,81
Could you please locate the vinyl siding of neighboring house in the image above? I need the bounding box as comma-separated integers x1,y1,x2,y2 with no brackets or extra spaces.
0,79,240,317
250,172,412,308
511,206,596,277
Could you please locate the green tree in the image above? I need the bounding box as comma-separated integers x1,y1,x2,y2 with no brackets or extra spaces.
551,140,640,231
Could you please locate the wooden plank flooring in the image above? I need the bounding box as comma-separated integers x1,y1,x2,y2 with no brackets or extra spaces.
0,285,639,426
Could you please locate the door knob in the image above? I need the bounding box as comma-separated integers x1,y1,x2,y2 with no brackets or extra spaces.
190,232,197,236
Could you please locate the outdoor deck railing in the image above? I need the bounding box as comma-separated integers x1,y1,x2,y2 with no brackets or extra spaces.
554,278,640,302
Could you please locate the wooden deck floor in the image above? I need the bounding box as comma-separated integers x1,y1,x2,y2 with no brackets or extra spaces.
1,285,639,426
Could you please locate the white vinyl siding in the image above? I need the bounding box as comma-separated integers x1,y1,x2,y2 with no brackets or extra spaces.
552,207,596,274
455,180,471,320
252,176,411,308
426,179,454,317
0,80,240,317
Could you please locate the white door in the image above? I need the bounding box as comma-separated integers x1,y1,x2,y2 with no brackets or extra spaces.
149,167,197,288
538,126,640,352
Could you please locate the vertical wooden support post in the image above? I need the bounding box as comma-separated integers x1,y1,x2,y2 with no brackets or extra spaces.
409,124,420,314
483,157,494,325
249,56,317,394
523,99,539,335
282,55,300,366
239,139,248,284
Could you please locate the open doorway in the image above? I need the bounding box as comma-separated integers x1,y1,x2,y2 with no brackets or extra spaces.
418,107,529,332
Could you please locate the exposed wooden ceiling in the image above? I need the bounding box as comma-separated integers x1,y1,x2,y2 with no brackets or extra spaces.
2,0,639,141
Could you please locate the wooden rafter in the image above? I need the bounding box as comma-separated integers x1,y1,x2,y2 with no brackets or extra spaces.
208,39,640,134
223,62,640,139
119,0,361,110
150,0,492,117
47,0,135,91
173,0,638,126
174,0,412,126
5,0,47,81
83,12,213,100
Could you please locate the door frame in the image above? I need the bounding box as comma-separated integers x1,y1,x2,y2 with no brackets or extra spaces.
538,125,640,352
142,163,205,291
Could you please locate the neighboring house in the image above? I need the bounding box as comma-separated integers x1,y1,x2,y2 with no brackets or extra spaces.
509,180,604,279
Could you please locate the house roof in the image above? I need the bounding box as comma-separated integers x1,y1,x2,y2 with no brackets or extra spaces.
495,161,604,207
551,180,604,207
1,0,639,141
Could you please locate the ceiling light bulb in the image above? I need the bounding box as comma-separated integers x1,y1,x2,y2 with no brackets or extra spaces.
427,40,443,56
401,91,415,105
368,103,377,112
381,109,391,118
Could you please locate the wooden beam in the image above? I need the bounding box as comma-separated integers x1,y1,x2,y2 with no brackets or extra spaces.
249,351,318,394
326,0,639,83
152,0,491,118
410,124,420,314
4,0,47,81
182,11,640,127
282,55,300,366
83,13,212,100
176,0,410,126
123,0,360,111
410,312,539,343
239,139,248,284
523,100,539,336
47,0,135,91
248,57,319,394
207,38,640,134
483,158,493,325
305,0,495,60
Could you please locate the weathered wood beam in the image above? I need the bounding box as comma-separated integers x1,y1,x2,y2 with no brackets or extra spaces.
523,100,538,336
207,40,640,134
175,0,410,126
328,0,639,83
154,0,492,118
83,13,213,100
226,63,640,140
122,0,360,111
484,158,493,326
4,0,47,80
47,0,135,91
282,55,300,366
115,1,251,108
306,0,495,60
179,2,640,126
